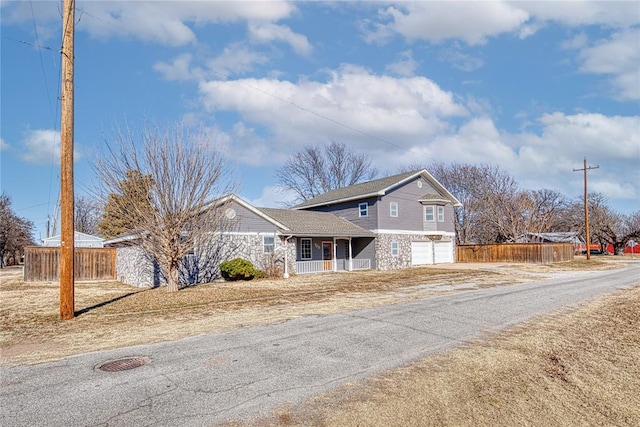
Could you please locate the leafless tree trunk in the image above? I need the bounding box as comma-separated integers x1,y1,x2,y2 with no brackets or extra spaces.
93,123,235,292
276,141,377,204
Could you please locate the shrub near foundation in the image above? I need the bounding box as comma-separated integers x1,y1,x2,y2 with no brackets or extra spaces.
220,258,264,281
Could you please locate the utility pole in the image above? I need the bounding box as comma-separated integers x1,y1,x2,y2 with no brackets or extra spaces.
60,0,75,320
573,158,599,261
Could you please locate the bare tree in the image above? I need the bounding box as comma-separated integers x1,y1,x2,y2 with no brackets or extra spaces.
276,141,377,204
0,194,34,267
93,123,234,292
75,196,102,236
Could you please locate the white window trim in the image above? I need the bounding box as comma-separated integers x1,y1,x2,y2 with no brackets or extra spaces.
425,205,435,222
300,238,312,260
391,241,399,256
359,202,368,217
263,235,275,253
437,206,445,222
390,202,398,218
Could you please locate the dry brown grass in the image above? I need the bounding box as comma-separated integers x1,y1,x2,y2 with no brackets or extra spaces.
0,259,626,367
246,285,640,427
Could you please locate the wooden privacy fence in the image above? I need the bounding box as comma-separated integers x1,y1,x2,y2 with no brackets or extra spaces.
457,243,574,264
24,246,116,282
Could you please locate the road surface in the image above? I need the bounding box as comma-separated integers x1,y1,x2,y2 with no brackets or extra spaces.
1,261,638,426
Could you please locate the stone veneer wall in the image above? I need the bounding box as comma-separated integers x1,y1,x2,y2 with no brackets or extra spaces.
116,234,297,288
374,233,435,270
116,246,161,288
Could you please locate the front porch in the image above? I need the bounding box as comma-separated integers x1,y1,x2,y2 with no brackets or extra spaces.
294,258,372,274
291,236,374,275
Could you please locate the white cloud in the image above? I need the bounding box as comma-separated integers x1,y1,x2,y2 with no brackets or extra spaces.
438,45,485,72
370,1,529,45
20,129,61,164
2,1,298,46
248,22,313,56
154,54,204,81
385,50,418,76
0,137,9,151
520,1,640,28
208,44,270,79
198,66,468,166
575,29,640,101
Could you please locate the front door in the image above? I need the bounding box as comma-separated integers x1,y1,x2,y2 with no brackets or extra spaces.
322,241,333,271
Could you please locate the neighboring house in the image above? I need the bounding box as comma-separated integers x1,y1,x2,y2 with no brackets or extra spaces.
293,169,462,270
43,231,105,248
106,169,462,287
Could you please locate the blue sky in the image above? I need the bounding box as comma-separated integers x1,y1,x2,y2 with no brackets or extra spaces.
1,0,639,241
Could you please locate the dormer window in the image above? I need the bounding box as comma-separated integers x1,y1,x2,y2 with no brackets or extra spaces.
359,202,369,217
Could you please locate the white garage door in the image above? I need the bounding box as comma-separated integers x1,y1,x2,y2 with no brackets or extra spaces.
434,241,454,264
411,241,434,265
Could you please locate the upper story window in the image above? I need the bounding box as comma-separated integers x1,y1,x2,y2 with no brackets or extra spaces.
424,205,435,222
390,202,398,217
391,241,399,256
359,202,369,217
263,236,274,253
300,238,312,260
437,206,445,222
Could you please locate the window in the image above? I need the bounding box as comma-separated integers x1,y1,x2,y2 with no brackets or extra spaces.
424,206,435,221
391,241,399,256
359,202,368,217
263,236,274,253
437,206,445,222
301,238,312,260
390,202,398,217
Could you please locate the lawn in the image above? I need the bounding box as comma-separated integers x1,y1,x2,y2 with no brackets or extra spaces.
0,259,624,366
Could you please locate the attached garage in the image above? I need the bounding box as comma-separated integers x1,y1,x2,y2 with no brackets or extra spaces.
433,240,454,264
411,241,434,265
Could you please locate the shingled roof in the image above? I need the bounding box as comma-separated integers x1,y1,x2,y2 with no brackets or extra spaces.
293,169,461,209
257,207,374,237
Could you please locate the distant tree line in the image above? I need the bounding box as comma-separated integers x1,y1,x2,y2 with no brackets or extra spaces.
0,194,34,267
415,162,640,252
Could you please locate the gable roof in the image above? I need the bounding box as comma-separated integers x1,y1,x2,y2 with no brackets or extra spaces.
293,169,462,209
214,195,374,237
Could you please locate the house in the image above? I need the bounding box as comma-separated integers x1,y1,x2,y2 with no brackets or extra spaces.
293,169,462,269
43,231,105,248
519,232,600,255
106,169,461,287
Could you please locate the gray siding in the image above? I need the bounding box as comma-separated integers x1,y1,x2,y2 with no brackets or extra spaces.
306,197,378,230
228,201,278,233
377,176,456,233
352,237,376,269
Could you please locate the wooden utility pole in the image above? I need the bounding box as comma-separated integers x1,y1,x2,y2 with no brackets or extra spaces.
573,158,599,261
60,0,75,320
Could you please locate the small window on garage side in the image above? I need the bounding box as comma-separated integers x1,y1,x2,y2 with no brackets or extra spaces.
391,241,399,256
301,238,312,260
425,206,435,222
437,206,445,222
263,236,274,253
390,202,398,217
359,202,369,217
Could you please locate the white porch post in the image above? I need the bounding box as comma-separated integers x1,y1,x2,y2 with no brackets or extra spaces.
348,237,353,271
333,237,337,272
283,236,290,279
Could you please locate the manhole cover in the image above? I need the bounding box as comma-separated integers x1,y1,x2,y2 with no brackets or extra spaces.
97,356,150,372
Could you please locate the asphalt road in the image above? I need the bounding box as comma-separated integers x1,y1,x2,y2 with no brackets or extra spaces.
1,261,639,426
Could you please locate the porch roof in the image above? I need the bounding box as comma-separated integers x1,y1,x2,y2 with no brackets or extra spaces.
257,207,375,238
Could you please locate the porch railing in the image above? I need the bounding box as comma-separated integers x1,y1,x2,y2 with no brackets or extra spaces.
294,259,371,275
351,259,371,270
